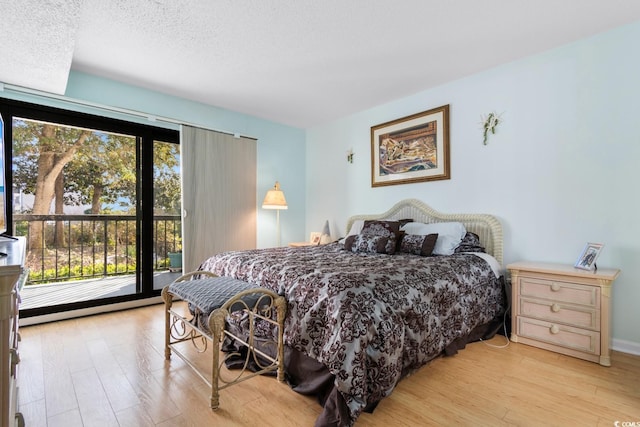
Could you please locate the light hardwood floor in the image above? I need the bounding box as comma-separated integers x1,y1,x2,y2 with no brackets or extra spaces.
17,303,640,426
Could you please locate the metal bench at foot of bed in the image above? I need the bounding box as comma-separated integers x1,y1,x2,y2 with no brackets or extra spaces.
161,271,287,409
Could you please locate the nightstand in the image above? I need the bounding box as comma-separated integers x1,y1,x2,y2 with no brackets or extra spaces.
288,242,316,248
507,261,620,366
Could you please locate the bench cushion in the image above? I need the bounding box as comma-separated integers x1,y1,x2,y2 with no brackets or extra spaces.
168,276,260,315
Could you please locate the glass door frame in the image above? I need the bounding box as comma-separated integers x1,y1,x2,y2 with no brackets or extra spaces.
1,97,179,318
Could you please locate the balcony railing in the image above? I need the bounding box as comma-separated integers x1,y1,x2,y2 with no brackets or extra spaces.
13,214,181,284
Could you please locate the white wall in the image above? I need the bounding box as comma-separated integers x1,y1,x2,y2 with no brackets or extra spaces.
1,70,306,249
306,21,640,349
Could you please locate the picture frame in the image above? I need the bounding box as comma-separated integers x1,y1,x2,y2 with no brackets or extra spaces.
309,232,321,245
371,104,450,187
574,242,604,271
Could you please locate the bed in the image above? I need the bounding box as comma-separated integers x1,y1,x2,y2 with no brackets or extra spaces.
190,198,506,426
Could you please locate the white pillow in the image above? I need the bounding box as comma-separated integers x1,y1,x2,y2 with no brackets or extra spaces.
400,222,466,255
338,220,365,244
346,220,364,236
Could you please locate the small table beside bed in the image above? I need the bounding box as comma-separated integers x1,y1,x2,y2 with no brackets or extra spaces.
162,198,507,427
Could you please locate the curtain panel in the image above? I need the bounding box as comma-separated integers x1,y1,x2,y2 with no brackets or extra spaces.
181,125,257,273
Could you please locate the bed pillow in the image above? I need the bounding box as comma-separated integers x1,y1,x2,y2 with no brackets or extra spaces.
399,233,438,256
343,234,389,254
397,218,414,227
394,219,413,250
345,219,365,237
338,220,364,245
454,232,485,253
361,220,401,254
400,221,466,255
344,218,411,237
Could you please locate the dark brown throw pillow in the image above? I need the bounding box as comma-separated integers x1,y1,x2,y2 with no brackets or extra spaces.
399,233,438,256
361,220,401,254
344,234,389,254
454,232,485,253
343,235,356,251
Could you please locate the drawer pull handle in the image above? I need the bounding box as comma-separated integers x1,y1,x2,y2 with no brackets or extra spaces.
550,325,560,334
551,283,561,292
551,303,561,313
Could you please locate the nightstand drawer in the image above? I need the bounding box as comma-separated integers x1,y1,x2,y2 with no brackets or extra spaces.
517,316,600,355
520,277,599,307
519,297,599,330
508,261,619,366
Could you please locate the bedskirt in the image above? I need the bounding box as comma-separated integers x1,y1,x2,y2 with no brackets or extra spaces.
223,311,504,426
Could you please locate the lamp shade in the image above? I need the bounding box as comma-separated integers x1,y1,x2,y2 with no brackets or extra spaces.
320,220,332,244
262,181,288,210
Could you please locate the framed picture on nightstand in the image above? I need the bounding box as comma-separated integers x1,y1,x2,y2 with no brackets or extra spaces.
310,232,321,245
575,242,603,270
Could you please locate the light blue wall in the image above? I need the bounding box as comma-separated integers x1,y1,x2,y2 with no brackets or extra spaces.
4,22,639,348
306,21,640,348
1,70,306,249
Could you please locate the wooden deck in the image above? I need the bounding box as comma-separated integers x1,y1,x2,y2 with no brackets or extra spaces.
19,270,182,310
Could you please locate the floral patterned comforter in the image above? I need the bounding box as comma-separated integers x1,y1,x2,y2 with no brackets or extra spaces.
198,242,505,425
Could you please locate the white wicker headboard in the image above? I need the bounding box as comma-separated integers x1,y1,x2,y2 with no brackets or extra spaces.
345,199,503,266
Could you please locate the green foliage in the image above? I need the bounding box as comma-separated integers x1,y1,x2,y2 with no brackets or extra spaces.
14,221,28,236
27,261,137,284
19,215,181,284
12,117,182,284
12,118,181,214
154,141,181,215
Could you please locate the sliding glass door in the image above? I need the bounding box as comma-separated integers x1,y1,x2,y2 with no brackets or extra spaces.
12,117,139,308
1,98,179,317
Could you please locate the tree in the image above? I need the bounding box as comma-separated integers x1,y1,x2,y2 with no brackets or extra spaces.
11,119,180,254
18,122,91,249
63,133,137,213
153,142,181,214
12,120,136,249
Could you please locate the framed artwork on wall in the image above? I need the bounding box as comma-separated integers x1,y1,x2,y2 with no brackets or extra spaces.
574,242,604,270
370,104,450,187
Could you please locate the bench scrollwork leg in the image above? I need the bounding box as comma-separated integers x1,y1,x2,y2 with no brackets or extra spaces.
161,286,173,360
275,296,287,382
209,308,227,410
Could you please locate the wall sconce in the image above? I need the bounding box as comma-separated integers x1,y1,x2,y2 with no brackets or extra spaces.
346,148,354,163
480,111,503,145
262,181,288,247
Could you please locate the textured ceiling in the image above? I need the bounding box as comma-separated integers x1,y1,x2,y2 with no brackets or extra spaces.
2,1,640,128
0,0,81,93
